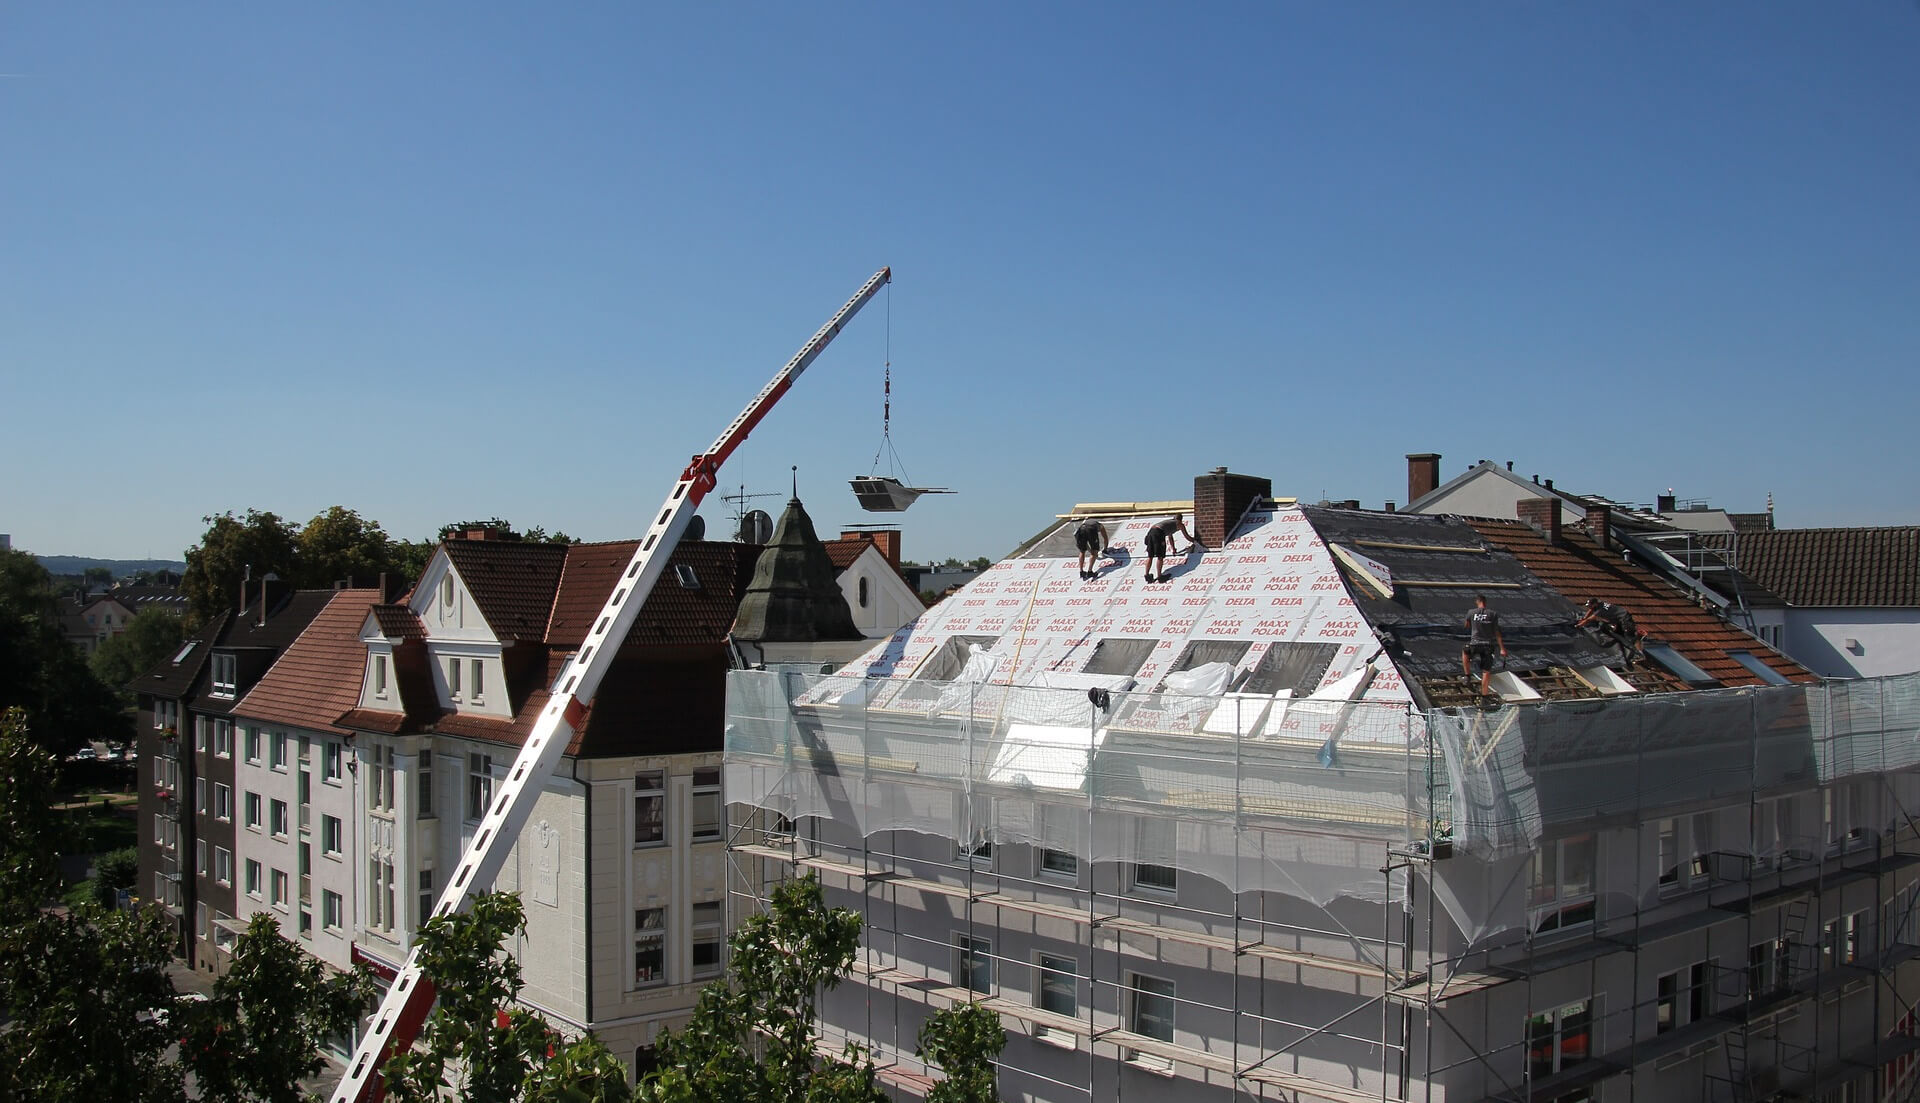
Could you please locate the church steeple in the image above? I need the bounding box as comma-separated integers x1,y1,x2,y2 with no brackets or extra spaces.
730,495,862,643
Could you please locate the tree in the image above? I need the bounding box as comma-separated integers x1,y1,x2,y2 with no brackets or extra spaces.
181,510,299,627
84,566,114,587
915,1003,1005,1103
179,913,378,1103
0,550,128,754
642,874,882,1103
382,892,633,1103
296,506,400,590
91,845,141,909
91,606,186,691
0,708,183,1103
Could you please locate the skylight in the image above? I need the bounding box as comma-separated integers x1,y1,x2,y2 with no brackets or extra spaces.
1727,651,1792,686
171,640,199,664
674,564,701,590
1644,644,1717,687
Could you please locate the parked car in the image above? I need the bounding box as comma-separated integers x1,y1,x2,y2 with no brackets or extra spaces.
69,746,98,762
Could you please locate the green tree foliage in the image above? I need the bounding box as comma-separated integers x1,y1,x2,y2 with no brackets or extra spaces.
296,506,401,590
916,1003,1005,1103
90,606,186,690
0,709,183,1103
84,566,114,587
643,874,882,1103
181,509,299,627
436,519,579,545
383,892,633,1103
180,913,377,1103
0,550,128,754
91,845,142,908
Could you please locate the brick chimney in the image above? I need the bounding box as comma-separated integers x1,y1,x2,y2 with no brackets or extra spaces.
842,529,901,570
1194,468,1272,548
1406,453,1441,505
460,526,503,541
1587,504,1613,551
1516,497,1562,544
257,574,290,627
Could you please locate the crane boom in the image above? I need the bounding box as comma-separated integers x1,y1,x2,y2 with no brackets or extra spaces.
330,267,891,1103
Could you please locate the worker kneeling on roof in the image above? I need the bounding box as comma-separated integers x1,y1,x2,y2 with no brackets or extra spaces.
1577,597,1646,665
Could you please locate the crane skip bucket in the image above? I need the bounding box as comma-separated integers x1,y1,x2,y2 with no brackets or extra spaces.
849,476,953,512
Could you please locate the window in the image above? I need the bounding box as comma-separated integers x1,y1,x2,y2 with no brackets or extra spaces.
1530,834,1597,932
298,769,311,831
323,890,343,930
912,635,999,681
1690,813,1715,881
372,745,396,813
215,783,232,822
299,843,311,906
196,778,207,813
634,770,665,846
270,799,289,838
960,836,994,870
1728,651,1792,686
323,741,342,781
214,846,232,886
1758,624,1783,649
322,815,342,856
1041,847,1079,879
245,859,263,897
196,839,208,876
1825,912,1867,968
212,653,237,696
470,660,484,702
369,858,395,933
857,575,869,608
442,575,455,608
634,908,666,986
954,935,993,994
299,909,311,937
196,716,208,751
213,912,237,952
693,901,723,978
1131,818,1176,895
1081,637,1157,678
675,563,701,590
1242,641,1342,697
1035,953,1078,1044
1527,1000,1593,1081
418,756,435,818
1657,819,1680,888
271,868,289,909
418,867,435,923
1127,973,1177,1069
1166,639,1252,676
270,732,288,770
448,657,461,698
1826,785,1868,850
244,727,261,763
1657,962,1711,1033
374,655,388,697
1749,938,1790,997
214,719,232,758
692,767,722,841
1644,643,1717,687
468,753,494,821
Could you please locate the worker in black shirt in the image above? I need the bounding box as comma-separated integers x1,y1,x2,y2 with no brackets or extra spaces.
1577,598,1646,664
1460,594,1507,697
1075,518,1109,580
1142,514,1195,584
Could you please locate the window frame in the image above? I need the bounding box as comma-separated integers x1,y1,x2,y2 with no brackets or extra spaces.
1126,971,1177,1071
270,798,289,838
322,814,342,857
953,933,993,995
467,753,494,822
692,900,723,978
1529,833,1598,934
634,907,667,988
1034,952,1079,1046
633,770,666,847
691,767,722,842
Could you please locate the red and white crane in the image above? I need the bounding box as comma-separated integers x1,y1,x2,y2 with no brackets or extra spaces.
330,267,892,1103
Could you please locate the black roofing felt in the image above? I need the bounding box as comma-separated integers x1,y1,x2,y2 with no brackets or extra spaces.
1299,507,1615,695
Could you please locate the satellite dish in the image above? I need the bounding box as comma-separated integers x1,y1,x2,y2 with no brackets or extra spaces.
738,509,773,544
686,515,706,542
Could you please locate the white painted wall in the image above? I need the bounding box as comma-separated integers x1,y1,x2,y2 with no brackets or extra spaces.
232,723,359,970
836,545,923,640
1409,468,1579,521
1782,608,1920,678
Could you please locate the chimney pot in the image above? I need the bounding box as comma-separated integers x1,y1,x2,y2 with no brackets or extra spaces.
1405,453,1441,506
1656,493,1676,513
1544,478,1554,491
1516,497,1562,544
1384,501,1397,513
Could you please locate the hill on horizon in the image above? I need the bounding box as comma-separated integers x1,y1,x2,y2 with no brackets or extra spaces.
37,555,188,578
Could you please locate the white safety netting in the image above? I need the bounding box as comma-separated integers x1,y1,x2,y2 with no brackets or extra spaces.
727,669,1920,942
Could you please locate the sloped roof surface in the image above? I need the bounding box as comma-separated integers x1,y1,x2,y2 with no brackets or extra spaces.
823,536,872,573
1724,527,1920,607
370,604,426,640
136,611,225,699
546,540,752,649
1471,519,1812,687
442,540,569,641
190,591,334,714
233,590,382,736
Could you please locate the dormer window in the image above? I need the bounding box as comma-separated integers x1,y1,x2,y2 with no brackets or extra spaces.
857,576,870,608
675,564,701,590
470,659,484,703
448,657,461,699
374,655,389,697
211,653,237,697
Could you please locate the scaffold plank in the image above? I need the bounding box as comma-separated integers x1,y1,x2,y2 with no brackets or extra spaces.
1096,915,1384,979
1385,968,1517,1006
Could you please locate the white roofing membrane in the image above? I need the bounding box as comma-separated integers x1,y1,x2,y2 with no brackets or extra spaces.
840,507,1414,745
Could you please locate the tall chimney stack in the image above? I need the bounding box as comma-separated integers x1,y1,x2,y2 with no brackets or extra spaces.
1586,504,1614,552
1516,497,1562,545
1406,453,1441,506
1194,468,1272,548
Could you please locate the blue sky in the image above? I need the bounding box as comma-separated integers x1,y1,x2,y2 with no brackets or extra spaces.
4,4,1916,563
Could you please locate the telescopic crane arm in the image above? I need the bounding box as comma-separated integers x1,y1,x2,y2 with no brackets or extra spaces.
330,267,891,1103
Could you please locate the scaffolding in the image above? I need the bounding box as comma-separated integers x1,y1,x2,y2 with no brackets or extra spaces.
723,668,1920,1102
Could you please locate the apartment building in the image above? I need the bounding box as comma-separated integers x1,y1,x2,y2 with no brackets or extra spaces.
725,468,1920,1103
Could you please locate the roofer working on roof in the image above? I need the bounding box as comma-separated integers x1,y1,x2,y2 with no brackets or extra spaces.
1142,514,1195,585
1577,597,1646,665
1075,518,1109,580
1461,593,1507,697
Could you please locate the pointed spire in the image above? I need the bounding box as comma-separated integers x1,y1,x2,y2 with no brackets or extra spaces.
731,494,862,644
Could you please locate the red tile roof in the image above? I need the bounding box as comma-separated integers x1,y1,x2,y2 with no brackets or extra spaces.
442,540,569,642
233,589,383,736
823,536,872,573
1726,527,1920,608
370,604,426,640
547,540,752,649
1472,519,1813,688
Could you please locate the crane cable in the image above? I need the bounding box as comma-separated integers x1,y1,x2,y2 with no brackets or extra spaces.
868,283,915,485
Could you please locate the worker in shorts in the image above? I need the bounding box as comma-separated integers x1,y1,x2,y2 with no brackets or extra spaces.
1577,598,1646,664
1460,593,1507,697
1142,514,1195,584
1074,518,1109,580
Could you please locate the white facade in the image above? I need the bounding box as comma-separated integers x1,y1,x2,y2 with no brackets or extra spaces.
837,543,924,640
231,721,359,970
1754,607,1920,679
